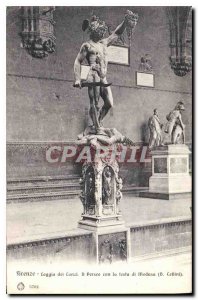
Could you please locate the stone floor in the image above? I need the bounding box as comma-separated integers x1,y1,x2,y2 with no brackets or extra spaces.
7,195,192,244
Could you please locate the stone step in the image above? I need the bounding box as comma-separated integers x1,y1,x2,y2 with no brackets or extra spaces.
7,190,81,203
7,187,148,203
7,173,148,203
7,175,80,186
7,182,80,194
123,186,148,196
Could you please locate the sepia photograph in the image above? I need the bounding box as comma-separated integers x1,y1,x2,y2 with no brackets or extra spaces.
6,4,192,294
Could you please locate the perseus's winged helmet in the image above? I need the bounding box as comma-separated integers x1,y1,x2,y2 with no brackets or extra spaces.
82,15,108,34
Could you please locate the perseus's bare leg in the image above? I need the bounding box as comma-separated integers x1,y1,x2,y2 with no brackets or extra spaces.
99,85,113,124
88,85,100,129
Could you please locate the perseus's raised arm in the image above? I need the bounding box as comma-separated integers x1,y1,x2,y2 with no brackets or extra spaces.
73,43,88,87
104,19,127,46
103,10,138,47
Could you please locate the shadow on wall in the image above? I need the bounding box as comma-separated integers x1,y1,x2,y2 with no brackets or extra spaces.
140,122,149,144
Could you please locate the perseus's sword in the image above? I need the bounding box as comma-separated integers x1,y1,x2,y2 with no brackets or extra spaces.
81,81,112,130
81,82,112,88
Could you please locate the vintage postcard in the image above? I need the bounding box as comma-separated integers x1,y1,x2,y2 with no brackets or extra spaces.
6,5,192,294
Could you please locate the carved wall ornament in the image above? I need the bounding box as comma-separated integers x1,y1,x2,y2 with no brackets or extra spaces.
20,6,56,58
138,54,153,73
167,7,192,76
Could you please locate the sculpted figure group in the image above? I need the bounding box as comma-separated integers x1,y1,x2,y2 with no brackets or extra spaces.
148,101,186,149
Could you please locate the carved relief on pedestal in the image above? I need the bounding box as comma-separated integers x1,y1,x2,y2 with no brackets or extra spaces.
80,165,95,215
99,239,113,264
79,154,122,219
98,232,127,264
119,239,127,261
102,166,114,215
115,176,123,214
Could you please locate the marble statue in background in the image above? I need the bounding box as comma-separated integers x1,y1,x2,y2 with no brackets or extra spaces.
73,11,138,133
148,109,163,149
164,101,185,144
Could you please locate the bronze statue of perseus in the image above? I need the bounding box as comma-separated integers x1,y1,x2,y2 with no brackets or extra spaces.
73,11,138,133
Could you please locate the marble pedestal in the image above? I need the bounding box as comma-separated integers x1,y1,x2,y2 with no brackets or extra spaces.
140,144,191,200
78,145,130,263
